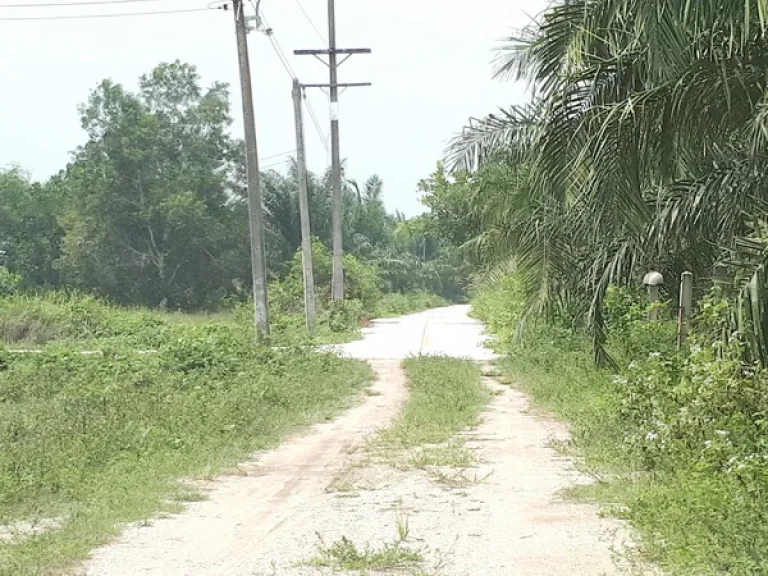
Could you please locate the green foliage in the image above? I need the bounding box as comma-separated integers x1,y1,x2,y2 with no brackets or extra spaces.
2,62,463,315
0,169,63,288
372,292,448,318
56,62,247,310
0,293,170,346
0,269,21,297
470,274,524,345
439,0,768,364
326,299,365,334
603,285,679,368
0,296,371,575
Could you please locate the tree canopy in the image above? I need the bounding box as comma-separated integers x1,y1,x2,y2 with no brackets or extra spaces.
0,61,463,310
437,0,768,363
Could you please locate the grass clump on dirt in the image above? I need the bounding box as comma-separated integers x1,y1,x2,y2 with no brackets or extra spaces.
380,357,487,448
310,534,423,572
0,298,372,576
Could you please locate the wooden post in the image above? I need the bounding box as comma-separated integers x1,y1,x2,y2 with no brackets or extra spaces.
678,271,693,348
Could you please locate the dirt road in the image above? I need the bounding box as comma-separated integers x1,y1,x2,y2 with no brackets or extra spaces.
79,306,638,575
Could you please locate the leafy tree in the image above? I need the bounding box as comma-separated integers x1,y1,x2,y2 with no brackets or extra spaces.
0,168,63,287
444,0,768,362
56,61,247,309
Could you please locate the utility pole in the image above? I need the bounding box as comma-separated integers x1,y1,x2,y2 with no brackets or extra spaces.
295,1,370,301
233,0,270,338
292,78,317,330
327,0,343,301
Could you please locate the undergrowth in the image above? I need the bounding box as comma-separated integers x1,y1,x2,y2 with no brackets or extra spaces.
0,298,372,576
379,357,487,449
372,292,448,319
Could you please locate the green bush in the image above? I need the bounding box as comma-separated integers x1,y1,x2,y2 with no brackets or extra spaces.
470,274,524,346
372,292,448,318
0,293,171,346
0,268,21,297
604,285,679,368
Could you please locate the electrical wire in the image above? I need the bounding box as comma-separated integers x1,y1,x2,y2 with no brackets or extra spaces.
261,158,291,170
261,149,296,161
0,0,167,8
249,0,330,159
305,96,331,158
294,0,324,43
0,6,211,19
257,9,297,79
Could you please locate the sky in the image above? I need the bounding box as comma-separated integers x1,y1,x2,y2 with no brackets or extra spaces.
0,0,546,216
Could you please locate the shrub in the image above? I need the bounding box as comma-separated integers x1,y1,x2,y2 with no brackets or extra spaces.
470,274,524,346
372,292,448,318
604,285,679,368
0,268,21,297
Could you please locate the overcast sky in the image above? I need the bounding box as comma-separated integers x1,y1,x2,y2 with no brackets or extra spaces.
0,0,545,215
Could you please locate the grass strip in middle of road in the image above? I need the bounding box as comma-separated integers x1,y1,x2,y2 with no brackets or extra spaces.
372,356,489,469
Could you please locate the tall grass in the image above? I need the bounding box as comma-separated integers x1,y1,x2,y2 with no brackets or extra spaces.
378,357,488,449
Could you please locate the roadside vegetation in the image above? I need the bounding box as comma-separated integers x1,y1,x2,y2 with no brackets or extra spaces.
473,275,768,574
0,59,457,576
0,293,372,575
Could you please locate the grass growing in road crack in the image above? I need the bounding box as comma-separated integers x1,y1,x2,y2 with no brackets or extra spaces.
371,356,489,472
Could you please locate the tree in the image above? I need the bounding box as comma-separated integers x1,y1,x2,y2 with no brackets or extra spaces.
445,0,768,362
0,168,63,287
57,61,247,309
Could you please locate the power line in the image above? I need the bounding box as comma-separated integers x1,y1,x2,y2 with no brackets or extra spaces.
257,9,297,79
0,0,167,8
294,0,324,43
262,158,291,170
248,1,329,159
0,6,211,19
261,149,295,161
305,95,331,159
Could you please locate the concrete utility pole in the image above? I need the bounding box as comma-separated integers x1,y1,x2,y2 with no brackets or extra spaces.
292,79,317,331
295,1,370,301
327,0,343,301
233,0,270,338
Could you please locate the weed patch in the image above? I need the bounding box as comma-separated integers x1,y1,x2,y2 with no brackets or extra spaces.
370,356,489,482
493,321,768,574
310,534,423,572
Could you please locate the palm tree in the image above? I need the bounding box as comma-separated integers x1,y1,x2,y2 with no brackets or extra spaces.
447,0,768,363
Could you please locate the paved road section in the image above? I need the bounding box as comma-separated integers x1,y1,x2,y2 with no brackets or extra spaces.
328,304,498,361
